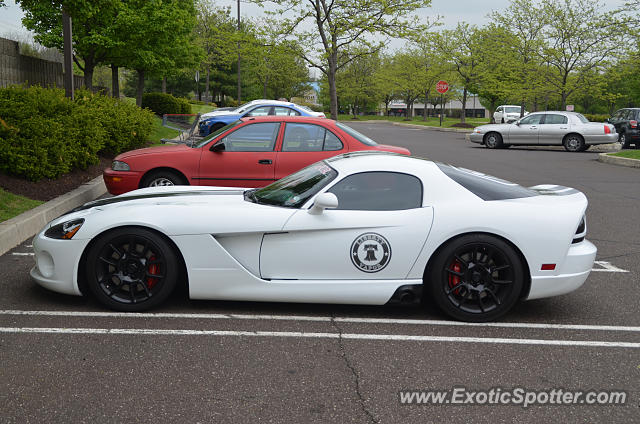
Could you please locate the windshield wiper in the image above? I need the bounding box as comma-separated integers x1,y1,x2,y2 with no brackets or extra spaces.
244,189,258,203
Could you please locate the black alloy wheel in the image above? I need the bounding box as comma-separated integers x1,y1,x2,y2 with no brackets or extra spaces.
86,227,178,311
427,234,524,322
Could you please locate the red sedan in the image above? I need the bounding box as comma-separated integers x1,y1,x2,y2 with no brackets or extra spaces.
103,116,410,195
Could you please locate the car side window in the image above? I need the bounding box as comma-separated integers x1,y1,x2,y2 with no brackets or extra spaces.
612,110,623,119
519,114,543,125
282,123,344,152
328,172,422,211
542,114,568,125
245,106,272,117
222,122,280,152
273,107,298,116
622,110,632,120
496,107,503,113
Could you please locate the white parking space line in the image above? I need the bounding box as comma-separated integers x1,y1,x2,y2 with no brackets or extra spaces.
11,252,34,256
592,261,629,273
2,310,640,332
0,326,638,348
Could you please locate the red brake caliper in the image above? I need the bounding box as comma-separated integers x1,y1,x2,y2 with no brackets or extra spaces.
448,260,462,295
147,255,158,289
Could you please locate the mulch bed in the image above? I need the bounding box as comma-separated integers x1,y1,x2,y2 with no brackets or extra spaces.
0,156,112,202
450,122,475,128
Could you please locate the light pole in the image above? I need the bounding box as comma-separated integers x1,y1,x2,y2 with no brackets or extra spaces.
236,0,241,104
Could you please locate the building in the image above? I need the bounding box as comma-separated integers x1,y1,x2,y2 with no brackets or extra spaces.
386,95,488,118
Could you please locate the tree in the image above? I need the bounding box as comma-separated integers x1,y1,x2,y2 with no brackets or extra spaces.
18,0,121,90
389,50,425,119
258,0,435,119
539,0,621,109
195,2,237,102
336,49,381,118
114,0,199,106
373,54,399,116
435,23,484,123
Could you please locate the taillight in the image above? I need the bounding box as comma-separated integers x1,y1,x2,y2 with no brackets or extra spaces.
631,120,638,128
604,125,611,134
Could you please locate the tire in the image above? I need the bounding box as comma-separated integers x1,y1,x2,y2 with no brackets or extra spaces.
210,122,225,134
85,227,179,311
563,134,585,152
484,132,503,149
619,133,628,149
142,170,186,188
426,234,525,322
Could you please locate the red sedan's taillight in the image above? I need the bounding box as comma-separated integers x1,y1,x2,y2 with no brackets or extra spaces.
631,120,638,128
604,125,611,134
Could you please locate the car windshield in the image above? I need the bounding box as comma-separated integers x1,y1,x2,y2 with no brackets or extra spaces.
235,101,264,114
575,113,589,123
505,107,521,113
194,120,242,148
246,162,338,208
335,122,378,146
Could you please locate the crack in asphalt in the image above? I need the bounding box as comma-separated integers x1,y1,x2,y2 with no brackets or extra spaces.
330,316,379,424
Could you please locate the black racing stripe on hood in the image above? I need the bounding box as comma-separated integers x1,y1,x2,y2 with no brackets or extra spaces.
68,190,244,214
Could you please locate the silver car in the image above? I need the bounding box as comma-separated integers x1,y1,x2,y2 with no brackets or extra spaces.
467,111,618,152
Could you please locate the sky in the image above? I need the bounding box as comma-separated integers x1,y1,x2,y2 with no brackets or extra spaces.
0,0,627,47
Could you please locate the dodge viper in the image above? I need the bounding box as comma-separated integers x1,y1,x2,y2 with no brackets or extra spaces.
32,152,596,322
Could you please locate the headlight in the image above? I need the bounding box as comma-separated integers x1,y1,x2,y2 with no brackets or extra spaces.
111,160,130,171
44,219,85,239
473,128,482,133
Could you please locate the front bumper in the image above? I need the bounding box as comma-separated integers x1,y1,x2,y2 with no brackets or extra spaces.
103,168,142,195
466,133,484,144
30,230,90,296
526,239,597,300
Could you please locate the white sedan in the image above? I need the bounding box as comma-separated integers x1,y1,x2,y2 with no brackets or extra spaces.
31,152,596,322
468,111,617,152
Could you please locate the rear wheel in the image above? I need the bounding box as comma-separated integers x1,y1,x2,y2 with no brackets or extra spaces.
427,234,524,322
484,132,503,149
619,133,628,149
563,134,585,152
85,227,178,311
142,170,186,188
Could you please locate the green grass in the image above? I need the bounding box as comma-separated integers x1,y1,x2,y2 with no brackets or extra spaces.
337,114,489,128
611,150,640,160
189,103,216,115
147,115,182,146
0,188,43,222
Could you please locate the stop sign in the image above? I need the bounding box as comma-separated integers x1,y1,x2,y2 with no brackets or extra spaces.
436,80,449,94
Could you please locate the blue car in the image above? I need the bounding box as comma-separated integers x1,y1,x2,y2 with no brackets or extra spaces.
198,100,325,136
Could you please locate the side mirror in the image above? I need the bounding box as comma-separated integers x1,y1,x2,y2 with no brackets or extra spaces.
210,142,226,152
515,121,521,126
308,192,338,215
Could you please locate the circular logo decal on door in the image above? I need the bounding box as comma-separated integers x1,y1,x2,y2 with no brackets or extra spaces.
351,233,392,273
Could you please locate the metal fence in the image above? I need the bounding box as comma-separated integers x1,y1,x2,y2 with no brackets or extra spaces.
0,37,84,89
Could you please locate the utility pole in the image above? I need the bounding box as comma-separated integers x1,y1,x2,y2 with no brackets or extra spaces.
236,0,241,104
62,11,74,99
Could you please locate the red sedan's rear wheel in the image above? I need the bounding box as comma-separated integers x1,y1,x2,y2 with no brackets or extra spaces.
428,234,524,322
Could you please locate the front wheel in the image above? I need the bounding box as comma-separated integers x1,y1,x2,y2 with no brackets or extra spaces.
563,134,585,152
426,234,525,322
142,170,186,188
484,132,503,149
85,227,179,311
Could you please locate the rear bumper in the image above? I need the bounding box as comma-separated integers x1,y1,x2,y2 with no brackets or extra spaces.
585,133,619,145
103,168,142,195
526,239,597,300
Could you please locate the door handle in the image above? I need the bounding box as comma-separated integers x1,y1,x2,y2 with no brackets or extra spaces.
258,159,272,165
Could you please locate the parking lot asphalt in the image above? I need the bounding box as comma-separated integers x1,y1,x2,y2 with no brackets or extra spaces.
1,121,638,423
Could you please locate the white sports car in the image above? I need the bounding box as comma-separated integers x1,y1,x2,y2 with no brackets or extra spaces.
31,152,596,322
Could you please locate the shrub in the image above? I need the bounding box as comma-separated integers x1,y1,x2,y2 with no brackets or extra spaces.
583,113,610,122
0,86,154,181
142,92,191,116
